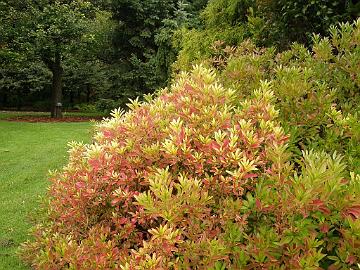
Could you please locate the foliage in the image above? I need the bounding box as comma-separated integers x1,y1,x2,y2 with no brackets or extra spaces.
173,0,358,68
0,0,114,115
254,0,359,48
110,0,207,98
173,26,247,71
218,39,275,96
1,0,357,112
111,0,174,95
201,0,255,27
0,58,51,109
173,0,253,71
154,0,207,85
179,20,360,173
94,98,123,114
273,20,360,172
22,66,360,269
73,103,98,113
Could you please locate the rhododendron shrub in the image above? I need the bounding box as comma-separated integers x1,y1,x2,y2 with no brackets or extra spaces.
22,66,360,269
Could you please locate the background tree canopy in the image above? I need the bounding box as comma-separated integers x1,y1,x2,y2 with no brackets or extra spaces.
0,0,358,117
0,0,113,116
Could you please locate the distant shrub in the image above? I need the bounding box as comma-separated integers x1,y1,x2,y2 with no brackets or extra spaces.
201,0,255,28
22,66,360,269
32,100,52,111
256,0,357,48
73,103,98,113
95,98,123,114
173,26,247,71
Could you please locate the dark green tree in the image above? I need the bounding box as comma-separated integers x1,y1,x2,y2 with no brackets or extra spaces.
110,0,208,98
0,50,50,110
0,0,110,117
253,0,359,48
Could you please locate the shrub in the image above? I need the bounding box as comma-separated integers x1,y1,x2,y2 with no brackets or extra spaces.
173,26,247,71
22,66,360,269
272,20,360,171
73,103,98,113
201,0,255,28
32,100,52,111
255,0,356,48
192,20,360,173
220,39,275,97
95,98,124,115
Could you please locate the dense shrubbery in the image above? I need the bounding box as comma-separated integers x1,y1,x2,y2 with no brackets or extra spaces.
22,66,360,269
173,0,358,70
173,26,247,71
254,0,359,48
272,21,360,172
176,20,360,173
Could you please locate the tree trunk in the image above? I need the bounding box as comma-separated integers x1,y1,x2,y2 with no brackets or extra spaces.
50,51,63,118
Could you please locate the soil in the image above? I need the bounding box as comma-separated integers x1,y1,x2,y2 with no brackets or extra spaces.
5,115,104,123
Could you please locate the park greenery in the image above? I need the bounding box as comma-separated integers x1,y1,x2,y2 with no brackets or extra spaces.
0,0,360,269
0,113,92,269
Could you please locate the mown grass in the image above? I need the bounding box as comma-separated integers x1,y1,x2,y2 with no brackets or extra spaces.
0,112,94,269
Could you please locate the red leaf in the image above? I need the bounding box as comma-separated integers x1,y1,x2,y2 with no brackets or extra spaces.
75,182,85,189
310,199,331,215
343,205,360,220
346,255,357,264
118,217,128,225
310,199,324,207
103,130,112,138
89,159,101,171
176,128,185,144
223,138,230,148
209,141,220,151
320,223,330,233
111,197,122,206
256,199,262,209
244,173,258,179
340,178,349,184
318,205,331,215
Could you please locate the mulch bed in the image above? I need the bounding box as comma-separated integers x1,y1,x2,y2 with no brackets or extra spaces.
6,116,104,123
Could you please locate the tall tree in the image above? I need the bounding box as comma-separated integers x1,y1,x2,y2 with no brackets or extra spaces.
111,0,175,96
0,0,104,117
111,0,207,97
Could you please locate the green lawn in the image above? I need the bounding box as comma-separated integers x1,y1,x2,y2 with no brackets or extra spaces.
0,113,94,269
